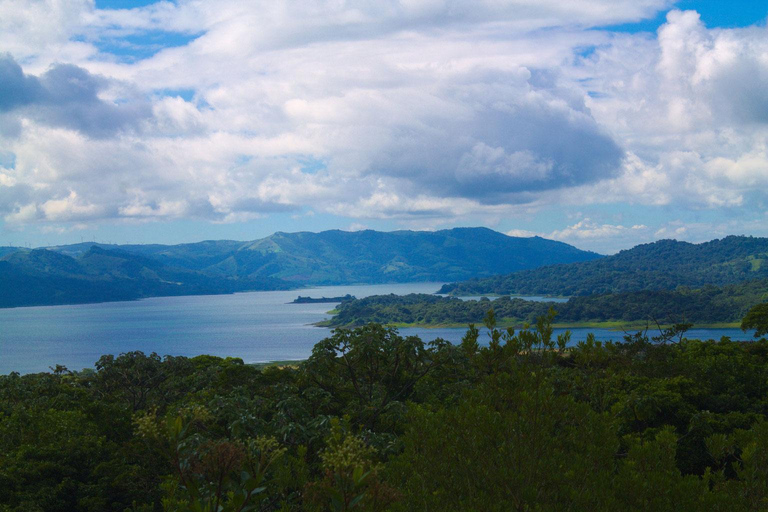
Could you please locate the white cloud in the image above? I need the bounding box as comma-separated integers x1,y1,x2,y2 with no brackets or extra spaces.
40,191,101,221
549,218,647,241
0,0,96,68
506,228,542,238
503,218,653,253
4,202,37,224
574,10,768,209
1,1,768,241
345,222,369,232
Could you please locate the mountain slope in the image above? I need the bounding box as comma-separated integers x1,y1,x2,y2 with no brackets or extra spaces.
0,247,288,308
50,240,245,270
0,228,600,307
219,228,600,284
440,236,768,296
48,228,600,285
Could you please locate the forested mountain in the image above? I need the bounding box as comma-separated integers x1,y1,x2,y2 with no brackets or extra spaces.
0,247,287,308
51,240,246,271
0,228,598,308
440,236,768,296
218,228,599,283
0,246,18,258
323,278,768,328
47,228,599,283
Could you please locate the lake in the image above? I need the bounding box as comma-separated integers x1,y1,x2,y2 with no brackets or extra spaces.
0,282,755,374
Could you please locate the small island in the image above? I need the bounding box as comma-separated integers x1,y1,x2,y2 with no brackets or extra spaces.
290,294,355,304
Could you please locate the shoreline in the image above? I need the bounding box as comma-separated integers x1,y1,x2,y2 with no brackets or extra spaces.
317,320,743,331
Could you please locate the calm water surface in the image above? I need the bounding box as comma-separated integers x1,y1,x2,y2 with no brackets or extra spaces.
0,282,753,374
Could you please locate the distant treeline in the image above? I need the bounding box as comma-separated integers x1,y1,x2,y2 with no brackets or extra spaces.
323,279,768,327
441,235,768,296
291,294,355,304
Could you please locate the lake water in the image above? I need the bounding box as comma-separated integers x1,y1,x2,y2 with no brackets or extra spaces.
0,282,754,374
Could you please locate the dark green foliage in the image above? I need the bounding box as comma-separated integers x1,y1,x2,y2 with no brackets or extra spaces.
442,235,768,296
303,324,449,432
388,371,621,511
325,279,768,327
742,302,768,338
3,313,768,510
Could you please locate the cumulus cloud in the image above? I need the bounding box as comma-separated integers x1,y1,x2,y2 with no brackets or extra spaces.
506,228,541,238
86,0,672,50
0,56,42,111
575,10,768,210
359,67,624,203
0,54,151,137
0,0,94,62
505,220,650,253
550,219,647,240
1,0,768,244
0,2,632,227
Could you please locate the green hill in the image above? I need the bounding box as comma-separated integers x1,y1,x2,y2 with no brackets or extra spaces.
44,228,599,284
214,228,600,284
0,247,286,308
440,236,768,296
0,228,599,308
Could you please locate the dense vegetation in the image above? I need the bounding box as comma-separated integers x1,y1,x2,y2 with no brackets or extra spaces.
226,228,599,284
0,228,598,308
0,247,288,308
441,235,768,296
3,311,768,511
322,279,768,328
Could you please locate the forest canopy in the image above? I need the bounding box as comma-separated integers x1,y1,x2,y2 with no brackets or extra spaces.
3,311,768,511
441,236,768,296
322,279,768,328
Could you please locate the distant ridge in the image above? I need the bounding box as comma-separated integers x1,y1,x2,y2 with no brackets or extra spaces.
0,228,599,308
0,246,286,308
440,235,768,296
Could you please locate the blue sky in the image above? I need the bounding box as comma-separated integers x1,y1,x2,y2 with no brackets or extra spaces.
1,0,767,253
606,0,768,32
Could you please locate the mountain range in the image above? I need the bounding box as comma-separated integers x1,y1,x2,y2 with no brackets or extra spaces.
440,235,768,296
0,228,599,308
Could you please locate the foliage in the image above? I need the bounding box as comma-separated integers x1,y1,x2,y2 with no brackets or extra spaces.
742,302,768,338
3,310,768,510
441,235,768,296
325,279,768,328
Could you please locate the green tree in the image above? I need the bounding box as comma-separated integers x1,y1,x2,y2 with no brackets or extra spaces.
742,303,768,338
301,324,448,431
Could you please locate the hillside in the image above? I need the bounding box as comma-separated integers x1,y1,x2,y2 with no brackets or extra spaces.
323,279,768,328
440,236,768,296
0,228,599,307
0,247,287,308
46,228,599,283
214,228,600,284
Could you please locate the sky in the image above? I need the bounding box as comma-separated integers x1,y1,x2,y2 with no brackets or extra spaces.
0,1,767,254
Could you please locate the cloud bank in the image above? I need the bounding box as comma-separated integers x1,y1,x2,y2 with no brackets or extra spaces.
0,0,766,250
